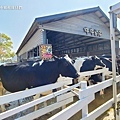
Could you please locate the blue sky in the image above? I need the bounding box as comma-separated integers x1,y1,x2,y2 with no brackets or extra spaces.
0,0,120,52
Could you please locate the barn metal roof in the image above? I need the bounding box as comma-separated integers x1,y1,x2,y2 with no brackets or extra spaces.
16,6,120,54
35,7,101,24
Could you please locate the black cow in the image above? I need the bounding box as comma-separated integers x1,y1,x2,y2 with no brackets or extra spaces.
0,55,79,93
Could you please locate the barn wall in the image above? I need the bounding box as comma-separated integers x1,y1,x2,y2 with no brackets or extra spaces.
18,29,43,56
42,13,110,40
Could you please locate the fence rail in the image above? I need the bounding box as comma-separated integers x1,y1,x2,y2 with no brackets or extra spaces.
0,68,119,120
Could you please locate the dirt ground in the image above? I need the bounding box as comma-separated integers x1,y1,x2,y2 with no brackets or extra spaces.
1,83,120,120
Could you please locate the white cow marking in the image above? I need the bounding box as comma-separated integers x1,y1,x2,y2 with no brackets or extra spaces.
64,55,73,64
73,58,85,72
39,60,44,66
32,60,44,67
94,65,103,70
73,58,91,82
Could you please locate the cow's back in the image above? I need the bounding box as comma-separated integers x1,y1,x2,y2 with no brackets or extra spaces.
0,60,59,92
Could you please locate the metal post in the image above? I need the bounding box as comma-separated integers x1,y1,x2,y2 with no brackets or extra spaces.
109,12,118,119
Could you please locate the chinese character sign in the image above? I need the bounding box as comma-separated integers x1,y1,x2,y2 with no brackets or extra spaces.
83,27,102,37
40,44,52,60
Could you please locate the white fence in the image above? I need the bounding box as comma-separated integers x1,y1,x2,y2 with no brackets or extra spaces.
0,68,119,120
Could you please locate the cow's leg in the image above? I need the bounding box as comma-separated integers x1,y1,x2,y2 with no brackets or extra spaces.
34,94,40,111
0,105,6,112
100,89,104,95
2,89,10,107
34,93,48,111
0,82,7,112
33,90,53,111
87,80,93,86
0,88,6,112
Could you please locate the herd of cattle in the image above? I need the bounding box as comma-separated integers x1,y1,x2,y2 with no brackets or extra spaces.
0,54,120,112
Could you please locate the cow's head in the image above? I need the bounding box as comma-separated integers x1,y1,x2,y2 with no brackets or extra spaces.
54,55,79,79
91,56,106,69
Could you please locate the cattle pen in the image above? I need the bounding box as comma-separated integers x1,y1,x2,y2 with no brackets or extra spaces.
0,68,120,120
1,2,120,120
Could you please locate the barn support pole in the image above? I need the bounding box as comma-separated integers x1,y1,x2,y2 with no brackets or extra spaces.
43,29,47,44
39,27,47,44
109,12,118,120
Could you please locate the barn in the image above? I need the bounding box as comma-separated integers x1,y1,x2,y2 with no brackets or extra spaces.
16,6,120,61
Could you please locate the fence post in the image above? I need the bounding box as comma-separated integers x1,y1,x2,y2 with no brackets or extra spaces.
79,81,88,118
61,86,66,109
102,72,105,82
101,69,105,95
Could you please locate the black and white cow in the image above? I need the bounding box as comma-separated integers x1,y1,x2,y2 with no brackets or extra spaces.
72,56,105,83
100,57,119,79
72,56,106,95
100,55,120,74
0,55,79,111
0,55,79,93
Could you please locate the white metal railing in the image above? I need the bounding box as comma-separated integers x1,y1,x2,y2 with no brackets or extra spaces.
0,68,118,120
49,76,120,120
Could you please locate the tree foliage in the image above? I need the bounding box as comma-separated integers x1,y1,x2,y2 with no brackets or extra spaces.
0,33,15,62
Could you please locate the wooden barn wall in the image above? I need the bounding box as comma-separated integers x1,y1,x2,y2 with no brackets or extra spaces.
42,13,110,40
18,29,43,56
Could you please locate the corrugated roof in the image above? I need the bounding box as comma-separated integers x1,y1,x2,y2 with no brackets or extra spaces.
16,6,120,54
35,7,100,24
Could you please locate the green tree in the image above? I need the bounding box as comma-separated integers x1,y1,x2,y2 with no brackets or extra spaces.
0,33,15,62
